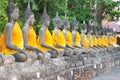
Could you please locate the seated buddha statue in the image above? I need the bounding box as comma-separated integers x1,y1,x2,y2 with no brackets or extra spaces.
97,28,102,47
107,29,116,47
22,3,44,61
112,31,119,47
37,7,60,58
101,31,106,47
72,16,81,48
87,21,94,48
52,12,69,57
81,21,89,49
62,14,77,55
92,26,98,48
71,16,83,54
0,0,27,64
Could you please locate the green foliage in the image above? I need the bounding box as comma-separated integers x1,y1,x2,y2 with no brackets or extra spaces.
0,0,119,34
0,0,8,34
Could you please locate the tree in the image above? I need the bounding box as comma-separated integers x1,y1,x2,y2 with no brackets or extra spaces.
0,0,119,35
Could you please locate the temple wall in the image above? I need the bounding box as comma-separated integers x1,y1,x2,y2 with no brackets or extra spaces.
0,48,120,80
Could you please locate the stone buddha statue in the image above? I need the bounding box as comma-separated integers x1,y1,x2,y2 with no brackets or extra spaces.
72,16,81,48
92,26,98,48
0,0,27,63
71,16,85,55
101,29,106,48
97,28,107,52
112,31,119,47
62,14,78,55
52,12,67,57
37,7,60,58
97,28,102,47
87,20,94,48
22,2,44,61
81,21,89,49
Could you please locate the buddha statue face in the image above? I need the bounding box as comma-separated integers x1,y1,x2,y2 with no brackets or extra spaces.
74,24,78,30
72,16,78,30
28,14,35,25
53,12,62,29
89,28,93,34
10,8,19,21
63,15,70,30
42,18,50,27
81,25,87,34
41,7,50,27
54,20,62,29
7,0,19,21
24,2,35,25
66,22,70,30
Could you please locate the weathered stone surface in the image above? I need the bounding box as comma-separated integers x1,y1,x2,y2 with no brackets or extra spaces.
0,47,120,80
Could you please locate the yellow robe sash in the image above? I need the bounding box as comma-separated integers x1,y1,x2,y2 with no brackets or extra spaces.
93,35,97,47
66,30,72,46
52,30,65,50
75,31,81,46
27,26,37,52
83,34,88,49
105,36,108,46
101,35,105,47
97,36,101,46
89,34,93,47
0,34,4,51
37,28,53,53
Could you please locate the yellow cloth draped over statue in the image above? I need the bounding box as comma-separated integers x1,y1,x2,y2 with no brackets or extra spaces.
105,36,108,46
75,31,81,46
83,34,88,49
52,30,65,50
89,34,93,47
27,26,37,52
0,34,4,51
109,36,112,45
101,35,105,47
37,28,53,53
111,36,114,44
93,35,97,47
66,30,72,46
1,22,24,55
97,36,101,46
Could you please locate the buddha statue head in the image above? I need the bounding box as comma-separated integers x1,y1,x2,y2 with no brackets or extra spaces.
72,16,78,30
41,7,50,27
24,2,35,25
62,14,70,30
97,28,103,36
53,12,62,29
87,20,94,34
81,21,87,34
6,0,19,22
87,26,93,34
